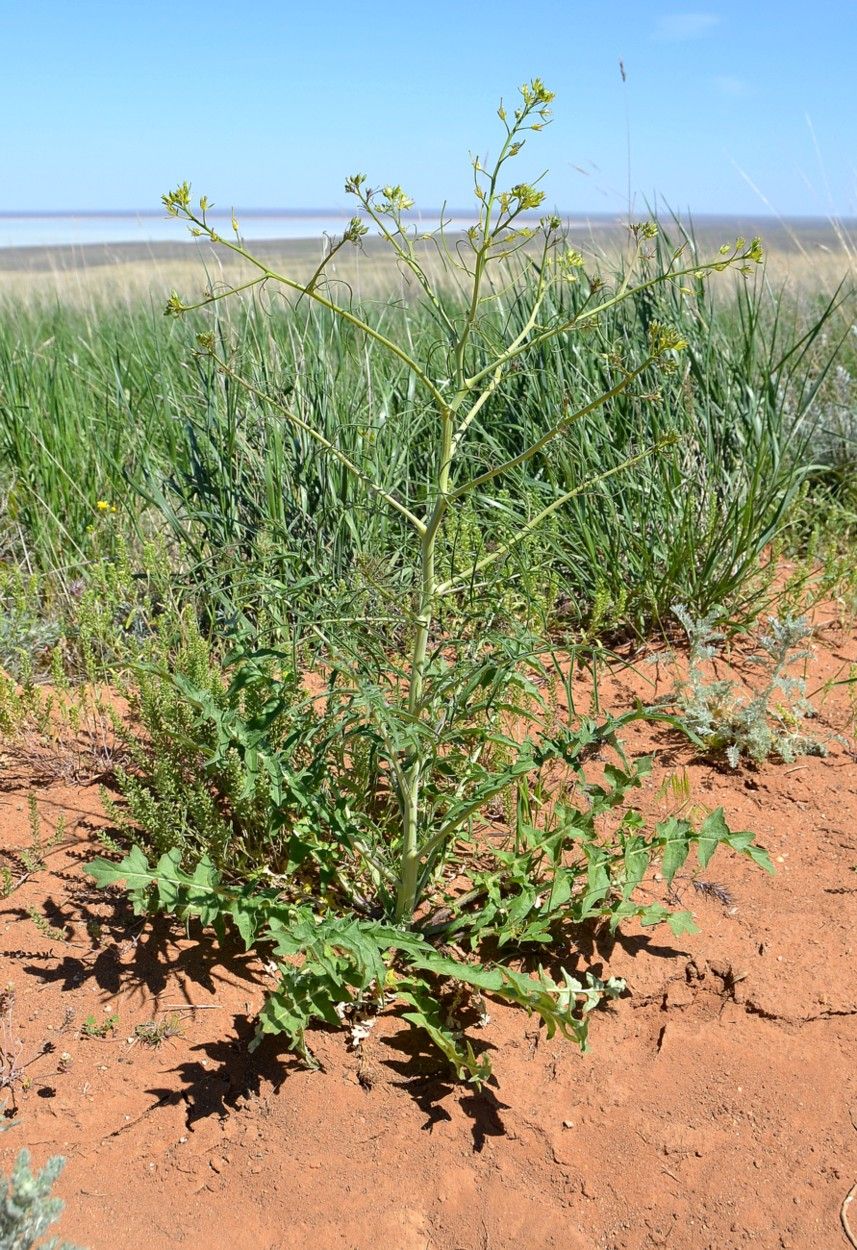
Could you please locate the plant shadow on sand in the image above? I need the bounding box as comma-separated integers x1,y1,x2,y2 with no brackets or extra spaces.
10,866,617,1149
143,1020,300,1129
378,1027,510,1150
11,863,695,1124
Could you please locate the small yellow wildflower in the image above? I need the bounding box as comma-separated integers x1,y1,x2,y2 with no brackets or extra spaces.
96,500,117,513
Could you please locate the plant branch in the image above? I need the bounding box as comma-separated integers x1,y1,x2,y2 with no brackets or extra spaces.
438,440,670,598
208,351,427,535
351,193,458,338
169,210,449,414
448,356,655,500
463,245,762,391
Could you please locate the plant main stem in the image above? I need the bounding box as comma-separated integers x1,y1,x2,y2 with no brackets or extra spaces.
395,410,453,922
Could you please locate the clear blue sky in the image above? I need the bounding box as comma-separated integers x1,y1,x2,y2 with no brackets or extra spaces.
2,0,854,217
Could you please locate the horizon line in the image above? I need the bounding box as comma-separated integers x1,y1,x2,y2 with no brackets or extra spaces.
1,208,854,223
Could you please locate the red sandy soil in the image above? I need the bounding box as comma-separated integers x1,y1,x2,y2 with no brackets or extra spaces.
1,606,856,1250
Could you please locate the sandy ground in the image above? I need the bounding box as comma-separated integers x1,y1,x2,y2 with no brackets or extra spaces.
1,599,855,1250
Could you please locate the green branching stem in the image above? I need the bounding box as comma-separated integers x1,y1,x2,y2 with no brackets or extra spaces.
162,84,761,930
453,128,523,390
172,216,449,415
462,245,760,392
297,233,361,302
350,193,458,339
449,236,553,452
395,407,454,921
437,439,671,599
448,355,658,502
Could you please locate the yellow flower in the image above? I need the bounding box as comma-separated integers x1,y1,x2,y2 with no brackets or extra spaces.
96,500,117,513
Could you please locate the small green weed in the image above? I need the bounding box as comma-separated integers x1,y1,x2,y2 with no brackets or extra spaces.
80,1013,118,1040
16,802,67,879
130,1014,184,1048
26,909,68,944
0,673,123,786
0,569,62,680
16,797,46,876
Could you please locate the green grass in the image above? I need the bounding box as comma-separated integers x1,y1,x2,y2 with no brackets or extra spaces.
0,226,852,665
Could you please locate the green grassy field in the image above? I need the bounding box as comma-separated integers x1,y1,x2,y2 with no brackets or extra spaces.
0,219,854,671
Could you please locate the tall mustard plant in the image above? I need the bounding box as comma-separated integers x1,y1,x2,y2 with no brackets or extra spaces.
160,80,761,924
89,82,772,1080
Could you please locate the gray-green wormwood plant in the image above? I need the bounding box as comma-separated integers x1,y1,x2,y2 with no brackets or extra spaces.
0,1150,84,1250
671,604,839,766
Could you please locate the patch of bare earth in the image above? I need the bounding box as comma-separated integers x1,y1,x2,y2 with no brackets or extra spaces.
1,607,855,1250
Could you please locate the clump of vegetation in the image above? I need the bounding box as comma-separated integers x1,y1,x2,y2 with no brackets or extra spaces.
130,1014,184,1048
671,604,834,766
0,659,123,787
21,797,47,874
0,801,68,900
79,1014,118,1041
781,325,857,571
0,571,63,681
26,908,68,944
88,81,776,1083
807,359,857,505
0,1149,84,1250
100,618,312,878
